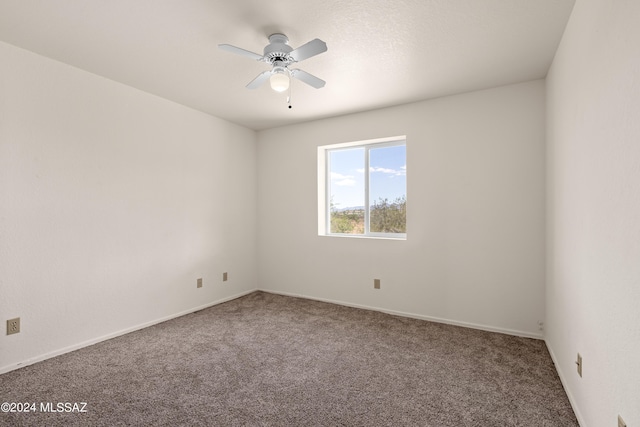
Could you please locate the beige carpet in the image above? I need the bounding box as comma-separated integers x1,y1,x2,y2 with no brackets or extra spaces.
0,291,578,426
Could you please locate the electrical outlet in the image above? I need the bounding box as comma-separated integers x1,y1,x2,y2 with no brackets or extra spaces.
618,415,627,427
576,353,582,377
223,272,228,282
7,318,20,335
374,279,381,289
197,278,203,288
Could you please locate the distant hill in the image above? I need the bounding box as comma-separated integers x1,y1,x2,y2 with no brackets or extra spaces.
334,206,365,212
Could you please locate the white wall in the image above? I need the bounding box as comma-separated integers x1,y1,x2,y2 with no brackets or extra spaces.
545,0,640,425
0,41,258,373
257,80,546,338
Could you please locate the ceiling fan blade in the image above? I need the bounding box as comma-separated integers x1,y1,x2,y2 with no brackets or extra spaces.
218,44,264,61
290,69,326,89
246,70,272,89
289,39,327,62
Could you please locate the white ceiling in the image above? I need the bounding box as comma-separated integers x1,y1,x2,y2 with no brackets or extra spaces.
0,0,575,130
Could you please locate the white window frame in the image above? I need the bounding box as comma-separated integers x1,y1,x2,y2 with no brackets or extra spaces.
318,136,406,240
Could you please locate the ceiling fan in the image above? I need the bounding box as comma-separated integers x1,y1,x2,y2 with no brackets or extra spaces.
218,34,327,94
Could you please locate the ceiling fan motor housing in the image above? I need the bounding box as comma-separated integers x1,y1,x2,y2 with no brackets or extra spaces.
264,33,294,66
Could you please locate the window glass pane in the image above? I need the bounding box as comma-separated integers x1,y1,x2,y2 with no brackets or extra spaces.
369,144,407,233
329,147,365,234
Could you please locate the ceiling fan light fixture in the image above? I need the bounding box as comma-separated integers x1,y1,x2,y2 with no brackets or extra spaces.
270,69,290,92
219,34,327,92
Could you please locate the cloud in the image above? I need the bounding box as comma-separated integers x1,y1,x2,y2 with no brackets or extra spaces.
331,172,352,180
331,172,356,186
370,166,406,177
371,167,396,174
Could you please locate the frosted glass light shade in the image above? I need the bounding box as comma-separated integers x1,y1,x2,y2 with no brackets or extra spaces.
270,72,290,92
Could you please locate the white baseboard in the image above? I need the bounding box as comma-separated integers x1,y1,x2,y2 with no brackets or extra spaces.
259,288,544,340
0,288,257,375
545,341,586,427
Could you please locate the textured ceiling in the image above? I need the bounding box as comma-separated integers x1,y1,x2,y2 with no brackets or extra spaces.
0,0,575,130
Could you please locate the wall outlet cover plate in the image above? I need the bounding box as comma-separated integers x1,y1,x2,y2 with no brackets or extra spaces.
7,318,20,335
618,415,626,427
576,353,582,377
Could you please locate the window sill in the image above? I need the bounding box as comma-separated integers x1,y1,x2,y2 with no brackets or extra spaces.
319,234,406,241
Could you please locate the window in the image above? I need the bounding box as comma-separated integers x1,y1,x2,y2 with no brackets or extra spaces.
318,137,406,239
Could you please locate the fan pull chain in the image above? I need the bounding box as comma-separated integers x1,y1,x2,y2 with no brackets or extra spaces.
287,81,293,109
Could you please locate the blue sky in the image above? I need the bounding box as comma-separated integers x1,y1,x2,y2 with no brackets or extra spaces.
329,144,406,209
